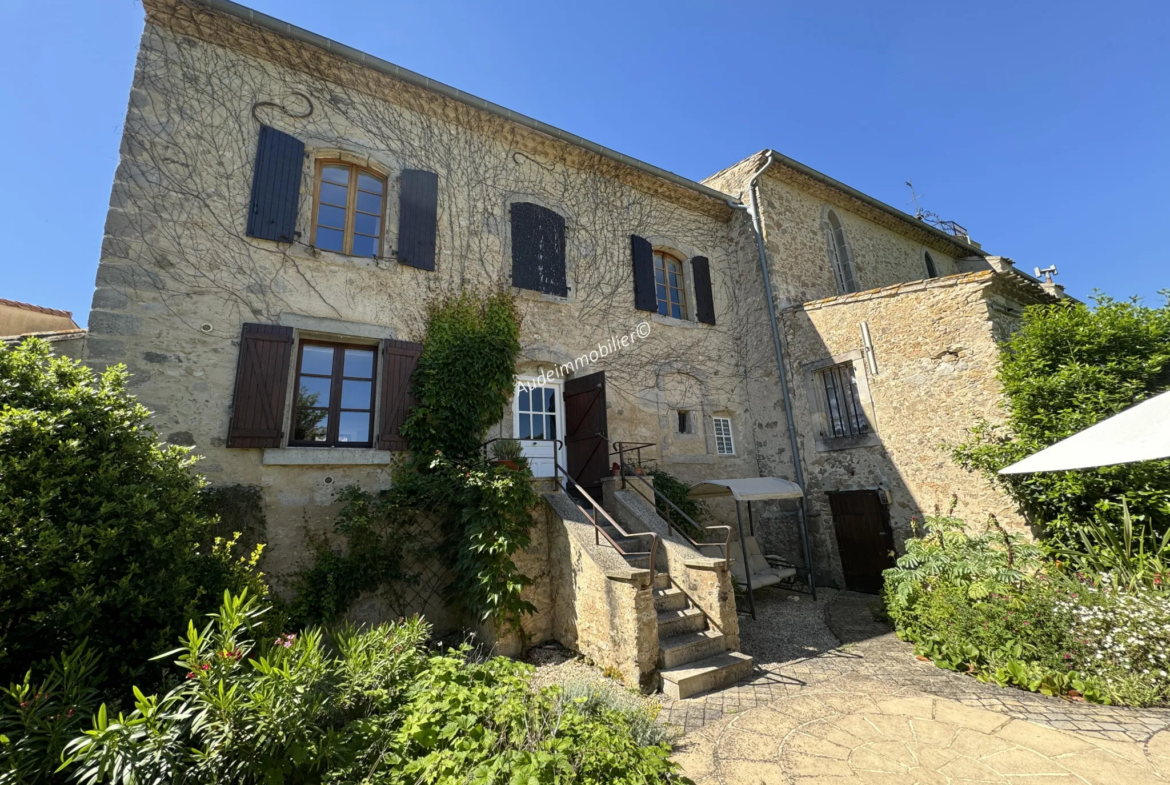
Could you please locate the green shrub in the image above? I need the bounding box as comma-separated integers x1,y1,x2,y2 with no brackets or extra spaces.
0,643,102,784
292,292,541,629
643,468,707,540
884,507,1170,706
953,293,1170,543
0,339,264,693
64,592,685,784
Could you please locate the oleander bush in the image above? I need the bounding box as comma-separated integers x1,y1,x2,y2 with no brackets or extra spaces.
63,592,686,785
884,503,1170,707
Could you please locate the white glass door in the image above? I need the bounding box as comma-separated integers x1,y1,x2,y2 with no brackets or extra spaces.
513,378,565,478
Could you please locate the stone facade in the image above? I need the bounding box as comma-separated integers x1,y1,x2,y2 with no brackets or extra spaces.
83,0,1067,640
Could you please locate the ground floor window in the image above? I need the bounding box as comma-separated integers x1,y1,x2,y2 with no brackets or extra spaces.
713,416,735,455
291,341,377,446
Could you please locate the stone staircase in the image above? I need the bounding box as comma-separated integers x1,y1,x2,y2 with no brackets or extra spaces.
651,571,754,699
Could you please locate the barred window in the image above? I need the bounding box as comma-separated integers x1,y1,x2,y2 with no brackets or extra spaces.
818,362,868,438
713,417,735,455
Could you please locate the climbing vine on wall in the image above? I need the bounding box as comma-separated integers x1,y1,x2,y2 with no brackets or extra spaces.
292,291,539,629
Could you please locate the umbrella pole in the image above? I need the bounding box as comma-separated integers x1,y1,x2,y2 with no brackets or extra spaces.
736,500,755,619
798,498,816,601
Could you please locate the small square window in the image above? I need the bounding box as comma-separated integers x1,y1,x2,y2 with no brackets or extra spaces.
713,417,735,455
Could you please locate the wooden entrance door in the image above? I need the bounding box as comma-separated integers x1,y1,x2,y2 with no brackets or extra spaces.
827,490,897,594
564,371,608,501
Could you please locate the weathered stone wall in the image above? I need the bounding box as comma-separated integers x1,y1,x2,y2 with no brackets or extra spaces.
778,272,1039,584
85,1,773,613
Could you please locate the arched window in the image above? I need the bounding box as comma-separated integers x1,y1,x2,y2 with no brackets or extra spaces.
924,250,939,279
654,250,688,319
825,210,857,294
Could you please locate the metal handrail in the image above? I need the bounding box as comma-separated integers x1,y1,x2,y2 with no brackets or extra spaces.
554,460,658,584
622,471,731,565
609,440,656,471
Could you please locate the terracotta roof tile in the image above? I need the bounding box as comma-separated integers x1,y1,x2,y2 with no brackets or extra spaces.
0,298,73,318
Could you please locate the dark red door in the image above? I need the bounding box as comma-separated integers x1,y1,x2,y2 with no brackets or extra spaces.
827,490,897,594
564,371,608,502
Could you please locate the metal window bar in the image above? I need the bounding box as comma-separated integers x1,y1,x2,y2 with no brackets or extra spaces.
821,363,868,438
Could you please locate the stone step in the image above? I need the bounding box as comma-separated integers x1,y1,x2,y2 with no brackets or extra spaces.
653,586,688,613
658,629,727,669
656,607,706,639
660,651,755,700
625,554,652,569
653,572,672,591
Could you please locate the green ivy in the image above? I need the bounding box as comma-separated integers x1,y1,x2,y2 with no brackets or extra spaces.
953,293,1170,544
293,292,540,630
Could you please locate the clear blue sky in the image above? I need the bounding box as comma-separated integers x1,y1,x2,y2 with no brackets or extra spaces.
2,0,1166,327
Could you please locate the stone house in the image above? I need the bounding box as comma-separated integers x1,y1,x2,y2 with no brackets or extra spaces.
82,0,1065,691
1,299,86,357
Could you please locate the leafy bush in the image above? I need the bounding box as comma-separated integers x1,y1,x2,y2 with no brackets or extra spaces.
293,292,541,629
642,468,707,540
953,294,1170,543
0,339,264,694
65,593,685,784
0,644,102,784
884,507,1170,706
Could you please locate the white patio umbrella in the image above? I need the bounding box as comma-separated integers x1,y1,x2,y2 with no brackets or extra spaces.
999,390,1170,474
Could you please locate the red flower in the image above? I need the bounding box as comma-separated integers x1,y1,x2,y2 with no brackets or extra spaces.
186,672,197,679
200,663,210,671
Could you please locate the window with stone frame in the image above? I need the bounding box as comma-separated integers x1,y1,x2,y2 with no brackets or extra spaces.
654,250,688,319
713,416,735,455
312,161,385,257
817,361,869,438
825,209,858,294
290,341,377,446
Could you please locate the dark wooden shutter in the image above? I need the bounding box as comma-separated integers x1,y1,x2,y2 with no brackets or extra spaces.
377,339,423,450
397,169,438,271
245,126,304,242
564,371,609,502
510,203,567,297
691,256,716,325
631,234,655,312
227,323,294,448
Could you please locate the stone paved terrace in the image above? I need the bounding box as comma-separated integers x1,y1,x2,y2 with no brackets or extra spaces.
666,588,1170,784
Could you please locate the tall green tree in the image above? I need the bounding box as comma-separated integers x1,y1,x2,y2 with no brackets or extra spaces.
954,293,1170,542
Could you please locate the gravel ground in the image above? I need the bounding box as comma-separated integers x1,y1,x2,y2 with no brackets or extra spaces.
736,586,842,670
524,641,666,712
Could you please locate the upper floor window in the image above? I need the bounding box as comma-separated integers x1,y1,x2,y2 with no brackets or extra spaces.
511,202,567,297
713,416,735,455
818,361,868,438
924,251,939,279
655,251,688,319
825,210,858,294
312,162,385,257
291,341,377,446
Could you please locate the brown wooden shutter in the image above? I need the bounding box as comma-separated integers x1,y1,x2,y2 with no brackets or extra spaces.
227,323,294,448
377,339,423,450
631,235,656,312
691,256,716,325
397,169,439,271
245,126,304,242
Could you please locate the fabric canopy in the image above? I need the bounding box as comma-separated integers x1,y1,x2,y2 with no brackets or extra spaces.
687,477,804,501
999,390,1170,474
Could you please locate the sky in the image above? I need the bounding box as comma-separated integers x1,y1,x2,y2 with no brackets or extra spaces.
1,0,1166,327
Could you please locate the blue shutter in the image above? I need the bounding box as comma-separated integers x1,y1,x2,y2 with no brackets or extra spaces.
631,235,656,312
397,169,439,271
691,256,715,325
246,125,304,242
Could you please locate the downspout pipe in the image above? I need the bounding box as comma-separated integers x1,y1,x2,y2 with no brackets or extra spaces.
729,151,818,599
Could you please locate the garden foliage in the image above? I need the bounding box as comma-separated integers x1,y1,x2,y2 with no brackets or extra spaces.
953,293,1170,542
885,505,1170,706
292,291,541,629
64,592,684,785
0,339,263,693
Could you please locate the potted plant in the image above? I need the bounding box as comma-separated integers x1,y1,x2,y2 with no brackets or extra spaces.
490,439,525,470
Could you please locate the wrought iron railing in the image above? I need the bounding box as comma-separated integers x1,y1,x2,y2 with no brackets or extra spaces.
481,437,561,485
553,459,658,583
621,470,731,565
